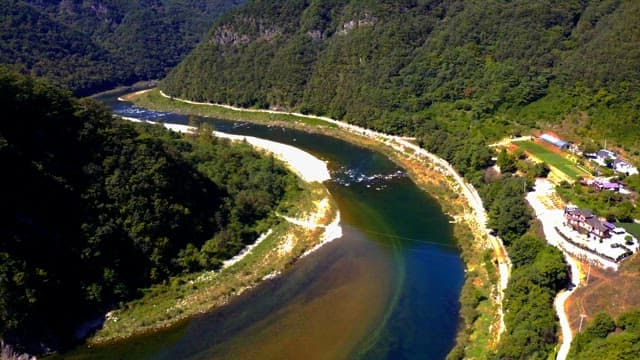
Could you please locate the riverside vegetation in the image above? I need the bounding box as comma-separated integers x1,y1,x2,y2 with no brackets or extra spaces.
130,88,570,359
130,89,502,359
0,69,317,354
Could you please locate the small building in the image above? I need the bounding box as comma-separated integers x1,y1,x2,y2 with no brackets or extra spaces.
564,206,611,240
613,158,639,176
579,177,621,192
540,133,569,149
593,179,620,192
595,149,616,165
589,149,639,176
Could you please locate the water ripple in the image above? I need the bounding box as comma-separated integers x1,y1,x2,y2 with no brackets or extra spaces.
331,167,406,190
116,106,168,120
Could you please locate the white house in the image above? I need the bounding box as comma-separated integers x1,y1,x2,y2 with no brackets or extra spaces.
588,149,638,176
614,158,639,176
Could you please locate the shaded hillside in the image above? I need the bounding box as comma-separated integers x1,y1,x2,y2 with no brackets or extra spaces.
0,69,297,353
0,0,245,95
162,0,640,151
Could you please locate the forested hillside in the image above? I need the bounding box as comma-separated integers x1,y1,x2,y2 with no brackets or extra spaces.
0,69,297,353
0,0,244,95
162,0,640,152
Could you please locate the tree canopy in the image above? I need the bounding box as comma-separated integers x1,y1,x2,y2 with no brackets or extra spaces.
0,68,297,353
0,0,245,95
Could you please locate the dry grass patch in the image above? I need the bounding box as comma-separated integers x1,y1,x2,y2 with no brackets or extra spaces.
566,254,640,333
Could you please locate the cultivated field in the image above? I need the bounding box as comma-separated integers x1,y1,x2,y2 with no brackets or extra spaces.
515,140,590,179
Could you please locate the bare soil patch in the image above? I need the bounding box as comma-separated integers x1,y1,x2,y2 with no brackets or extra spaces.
565,253,640,333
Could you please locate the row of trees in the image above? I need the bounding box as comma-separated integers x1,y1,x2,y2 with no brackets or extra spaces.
494,233,568,359
0,69,298,353
476,171,567,359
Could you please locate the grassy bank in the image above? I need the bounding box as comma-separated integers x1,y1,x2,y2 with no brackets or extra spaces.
89,180,337,344
128,89,500,359
617,222,640,239
128,89,337,128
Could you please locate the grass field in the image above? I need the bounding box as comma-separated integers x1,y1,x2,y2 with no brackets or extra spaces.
616,222,640,239
131,89,338,129
514,141,590,179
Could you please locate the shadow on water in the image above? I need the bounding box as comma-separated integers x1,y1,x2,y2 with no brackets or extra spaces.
66,90,466,359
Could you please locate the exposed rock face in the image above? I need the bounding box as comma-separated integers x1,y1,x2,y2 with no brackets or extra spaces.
211,24,251,45
307,29,323,41
337,13,377,35
210,18,282,45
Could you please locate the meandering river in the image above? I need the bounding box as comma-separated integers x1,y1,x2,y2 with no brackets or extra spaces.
67,90,464,359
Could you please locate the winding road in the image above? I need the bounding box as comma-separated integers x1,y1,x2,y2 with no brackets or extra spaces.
555,255,581,360
526,178,581,360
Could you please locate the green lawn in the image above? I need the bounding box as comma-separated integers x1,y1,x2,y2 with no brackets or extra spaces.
515,141,589,179
616,222,640,239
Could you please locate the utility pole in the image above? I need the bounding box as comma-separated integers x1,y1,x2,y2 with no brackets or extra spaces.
585,264,591,286
579,313,588,332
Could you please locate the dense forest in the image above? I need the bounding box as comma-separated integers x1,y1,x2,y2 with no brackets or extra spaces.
0,0,245,95
162,0,640,152
0,69,298,353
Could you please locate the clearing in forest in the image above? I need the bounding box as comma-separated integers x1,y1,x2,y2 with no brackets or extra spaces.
514,140,590,180
565,254,640,334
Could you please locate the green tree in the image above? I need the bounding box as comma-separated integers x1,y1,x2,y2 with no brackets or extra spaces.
497,149,517,173
508,234,546,268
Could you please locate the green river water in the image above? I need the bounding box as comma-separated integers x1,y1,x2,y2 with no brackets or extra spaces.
63,91,465,359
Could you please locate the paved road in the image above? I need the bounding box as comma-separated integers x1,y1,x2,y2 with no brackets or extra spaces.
526,179,580,360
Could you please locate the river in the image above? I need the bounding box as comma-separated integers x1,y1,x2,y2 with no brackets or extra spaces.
64,89,465,359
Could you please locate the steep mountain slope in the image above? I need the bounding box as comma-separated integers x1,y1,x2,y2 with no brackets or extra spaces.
0,68,296,353
162,0,640,150
0,0,245,95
